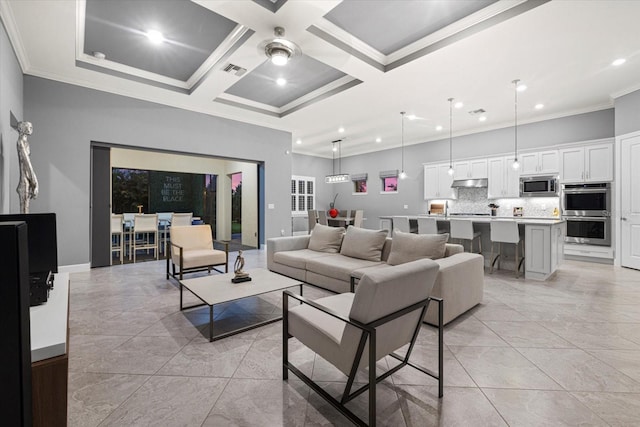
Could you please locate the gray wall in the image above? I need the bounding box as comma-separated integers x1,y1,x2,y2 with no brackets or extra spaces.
0,19,23,213
23,76,292,266
614,89,640,136
331,109,614,229
291,153,333,208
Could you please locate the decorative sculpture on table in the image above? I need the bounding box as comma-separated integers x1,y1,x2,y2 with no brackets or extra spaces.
232,250,252,283
16,121,38,214
328,193,339,218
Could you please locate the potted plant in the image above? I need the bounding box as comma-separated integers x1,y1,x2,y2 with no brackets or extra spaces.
488,203,499,216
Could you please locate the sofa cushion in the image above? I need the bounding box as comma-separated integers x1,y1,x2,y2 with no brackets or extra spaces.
340,227,388,261
308,224,345,253
273,249,333,270
306,254,383,282
387,231,450,265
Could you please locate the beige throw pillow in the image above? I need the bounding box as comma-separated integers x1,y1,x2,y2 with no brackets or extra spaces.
340,227,388,261
308,224,345,253
387,231,449,265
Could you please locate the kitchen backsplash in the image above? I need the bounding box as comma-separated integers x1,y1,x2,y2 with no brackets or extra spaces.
442,188,560,217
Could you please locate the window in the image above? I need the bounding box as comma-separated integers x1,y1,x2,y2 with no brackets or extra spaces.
379,170,399,193
291,175,315,215
351,173,368,195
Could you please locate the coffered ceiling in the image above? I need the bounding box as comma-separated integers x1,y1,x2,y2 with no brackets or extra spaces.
2,0,640,158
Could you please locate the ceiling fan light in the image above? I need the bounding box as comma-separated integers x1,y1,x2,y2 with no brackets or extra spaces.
270,49,290,66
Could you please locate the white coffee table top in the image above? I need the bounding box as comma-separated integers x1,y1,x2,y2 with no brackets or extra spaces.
179,268,302,306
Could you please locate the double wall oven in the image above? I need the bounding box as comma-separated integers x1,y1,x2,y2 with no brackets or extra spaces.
561,183,611,246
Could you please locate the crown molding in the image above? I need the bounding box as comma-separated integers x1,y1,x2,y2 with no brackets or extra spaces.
0,1,31,72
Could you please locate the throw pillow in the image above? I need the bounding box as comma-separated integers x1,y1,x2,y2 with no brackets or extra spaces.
387,231,449,265
308,224,345,253
340,227,388,261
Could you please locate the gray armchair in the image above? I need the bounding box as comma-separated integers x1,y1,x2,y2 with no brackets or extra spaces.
283,258,442,427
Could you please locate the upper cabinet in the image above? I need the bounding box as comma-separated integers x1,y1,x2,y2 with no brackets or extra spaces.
453,159,488,180
520,150,558,176
559,143,613,183
424,163,457,200
487,155,520,199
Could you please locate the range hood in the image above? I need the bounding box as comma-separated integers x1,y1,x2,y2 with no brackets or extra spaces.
451,178,488,188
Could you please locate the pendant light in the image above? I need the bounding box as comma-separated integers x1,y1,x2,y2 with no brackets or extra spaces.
512,79,520,170
399,111,407,180
325,139,350,183
447,98,455,176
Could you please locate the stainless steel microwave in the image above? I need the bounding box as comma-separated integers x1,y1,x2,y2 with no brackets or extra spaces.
519,176,558,197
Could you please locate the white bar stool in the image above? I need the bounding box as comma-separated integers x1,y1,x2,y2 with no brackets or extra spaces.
490,220,525,278
392,216,411,235
132,214,159,262
449,219,482,253
417,216,438,234
111,214,124,264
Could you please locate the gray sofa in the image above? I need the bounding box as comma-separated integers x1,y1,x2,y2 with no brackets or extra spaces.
267,227,484,325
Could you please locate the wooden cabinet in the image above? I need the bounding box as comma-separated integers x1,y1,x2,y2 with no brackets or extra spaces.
487,156,520,199
453,159,488,180
559,143,613,183
520,150,558,175
424,163,457,200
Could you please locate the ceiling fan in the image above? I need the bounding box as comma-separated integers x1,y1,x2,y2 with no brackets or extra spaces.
259,27,302,66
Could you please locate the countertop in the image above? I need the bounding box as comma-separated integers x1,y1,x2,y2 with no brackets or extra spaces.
379,215,565,225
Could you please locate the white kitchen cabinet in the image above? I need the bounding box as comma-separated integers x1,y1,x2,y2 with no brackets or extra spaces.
453,159,488,180
424,163,457,200
520,150,558,175
487,156,520,199
525,221,565,280
559,143,613,183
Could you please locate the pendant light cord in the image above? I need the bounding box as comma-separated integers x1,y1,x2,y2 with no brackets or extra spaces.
401,112,405,172
448,98,454,168
513,79,519,160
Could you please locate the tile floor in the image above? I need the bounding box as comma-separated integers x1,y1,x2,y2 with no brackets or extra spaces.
67,250,640,426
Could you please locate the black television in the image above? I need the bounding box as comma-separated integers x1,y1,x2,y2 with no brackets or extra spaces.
0,213,58,274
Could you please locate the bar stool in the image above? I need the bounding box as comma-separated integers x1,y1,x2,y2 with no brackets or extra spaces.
132,214,159,262
393,216,411,234
111,214,124,265
449,219,482,253
490,220,524,278
417,216,447,235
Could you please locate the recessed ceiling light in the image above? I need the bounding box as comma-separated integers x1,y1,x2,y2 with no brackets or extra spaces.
375,137,381,143
295,139,302,145
146,30,165,44
535,103,544,110
435,125,443,131
517,84,527,92
276,78,287,86
407,114,417,120
454,102,463,109
338,127,345,133
478,116,487,122
612,58,626,67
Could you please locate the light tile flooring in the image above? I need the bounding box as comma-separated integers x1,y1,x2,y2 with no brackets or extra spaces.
67,250,640,426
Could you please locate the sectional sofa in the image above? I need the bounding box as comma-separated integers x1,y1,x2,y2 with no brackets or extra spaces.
267,224,484,325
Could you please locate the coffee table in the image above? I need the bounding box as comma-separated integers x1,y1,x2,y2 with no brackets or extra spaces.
179,268,303,341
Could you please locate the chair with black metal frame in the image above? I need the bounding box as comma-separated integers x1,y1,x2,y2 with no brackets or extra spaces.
283,258,443,427
166,224,229,281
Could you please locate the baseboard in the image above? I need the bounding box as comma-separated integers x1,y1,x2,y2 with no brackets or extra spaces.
58,263,91,273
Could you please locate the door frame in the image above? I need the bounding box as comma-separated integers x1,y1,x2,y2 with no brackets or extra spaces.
614,129,640,267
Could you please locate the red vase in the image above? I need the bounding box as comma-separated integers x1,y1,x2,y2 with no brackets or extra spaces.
329,208,339,218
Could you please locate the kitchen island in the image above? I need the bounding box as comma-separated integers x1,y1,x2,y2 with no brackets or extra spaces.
379,215,566,281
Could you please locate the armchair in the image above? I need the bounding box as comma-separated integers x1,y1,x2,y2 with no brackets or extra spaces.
283,258,442,427
166,224,229,281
